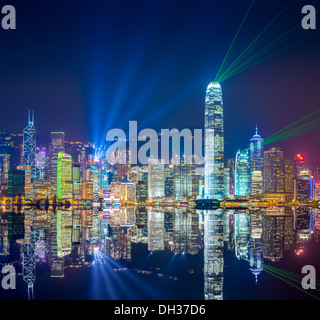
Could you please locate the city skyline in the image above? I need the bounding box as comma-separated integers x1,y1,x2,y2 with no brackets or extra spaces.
0,0,319,165
1,0,320,303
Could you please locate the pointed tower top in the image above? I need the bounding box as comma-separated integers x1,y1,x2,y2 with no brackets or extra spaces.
28,109,34,125
255,124,258,136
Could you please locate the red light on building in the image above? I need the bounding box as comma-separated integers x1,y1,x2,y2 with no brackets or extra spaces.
295,154,305,161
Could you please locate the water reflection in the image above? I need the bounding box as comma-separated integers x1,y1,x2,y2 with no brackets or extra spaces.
0,205,319,300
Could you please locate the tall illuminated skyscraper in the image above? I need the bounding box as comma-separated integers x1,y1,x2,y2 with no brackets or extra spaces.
234,150,250,196
204,82,224,199
263,147,285,194
57,152,72,200
50,132,65,195
23,110,38,181
148,159,165,201
249,126,263,175
250,170,263,196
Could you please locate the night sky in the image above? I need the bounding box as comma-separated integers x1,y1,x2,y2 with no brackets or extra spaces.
0,0,320,165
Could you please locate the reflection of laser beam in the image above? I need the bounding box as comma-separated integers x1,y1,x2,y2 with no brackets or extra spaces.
242,258,320,300
94,249,162,299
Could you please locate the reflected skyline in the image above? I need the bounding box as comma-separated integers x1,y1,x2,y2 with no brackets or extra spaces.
1,205,320,300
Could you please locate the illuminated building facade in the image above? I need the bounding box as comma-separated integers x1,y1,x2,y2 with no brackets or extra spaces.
57,152,73,200
120,182,136,202
148,159,165,201
263,147,285,194
250,170,263,196
136,180,147,203
315,180,320,200
297,172,310,203
284,159,294,194
81,180,93,200
8,169,25,197
50,132,65,195
36,148,47,180
249,126,263,175
204,82,224,199
223,167,230,197
226,158,235,195
23,110,38,181
33,179,51,199
86,161,101,197
17,165,32,198
234,150,250,197
173,156,198,201
72,164,81,200
0,154,10,192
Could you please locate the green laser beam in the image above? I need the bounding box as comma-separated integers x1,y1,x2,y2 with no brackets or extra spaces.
220,29,320,82
264,123,320,145
264,268,320,300
264,116,320,144
260,262,320,286
265,108,320,141
242,108,320,152
222,8,320,82
219,21,300,82
214,0,255,82
263,266,320,290
242,259,320,299
217,0,297,82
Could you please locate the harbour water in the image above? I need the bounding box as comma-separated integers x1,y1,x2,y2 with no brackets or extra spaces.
0,205,319,300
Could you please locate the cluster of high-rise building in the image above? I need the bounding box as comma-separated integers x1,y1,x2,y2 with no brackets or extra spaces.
0,81,319,205
0,111,204,204
204,82,320,204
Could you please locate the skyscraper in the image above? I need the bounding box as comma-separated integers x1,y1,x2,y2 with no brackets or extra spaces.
148,159,165,201
72,164,81,200
249,126,263,175
173,155,197,201
251,170,263,196
23,110,37,181
234,150,250,197
50,132,65,195
57,152,72,200
204,82,224,199
263,147,285,194
284,159,294,194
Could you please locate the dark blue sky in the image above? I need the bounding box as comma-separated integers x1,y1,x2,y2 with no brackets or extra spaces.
0,0,320,164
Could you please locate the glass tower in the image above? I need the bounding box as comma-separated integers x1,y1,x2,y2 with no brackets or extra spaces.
234,150,250,196
23,110,38,181
204,82,224,199
263,147,285,194
57,152,72,200
249,126,263,175
50,132,65,196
